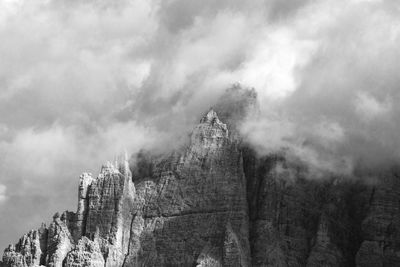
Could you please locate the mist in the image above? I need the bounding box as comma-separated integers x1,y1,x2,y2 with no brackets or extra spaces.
0,0,399,249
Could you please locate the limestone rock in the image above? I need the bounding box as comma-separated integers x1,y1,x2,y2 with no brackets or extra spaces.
306,214,344,267
356,170,400,267
1,155,134,267
243,152,371,267
2,225,46,267
64,237,104,267
123,109,251,266
196,244,222,267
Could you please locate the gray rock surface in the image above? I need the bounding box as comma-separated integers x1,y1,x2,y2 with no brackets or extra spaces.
2,87,400,266
64,237,105,267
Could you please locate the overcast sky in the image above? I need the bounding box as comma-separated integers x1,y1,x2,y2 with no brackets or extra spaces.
1,0,400,248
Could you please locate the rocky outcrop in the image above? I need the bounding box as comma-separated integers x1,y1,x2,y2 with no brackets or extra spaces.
2,227,45,267
243,151,374,267
3,86,400,266
355,170,400,267
2,154,134,267
64,237,104,267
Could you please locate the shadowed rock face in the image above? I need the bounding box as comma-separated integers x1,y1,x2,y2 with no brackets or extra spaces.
243,152,372,267
2,87,400,267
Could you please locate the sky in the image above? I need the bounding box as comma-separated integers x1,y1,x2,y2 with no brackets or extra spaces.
1,0,400,248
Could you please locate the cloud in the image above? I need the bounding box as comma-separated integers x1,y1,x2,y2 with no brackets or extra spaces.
240,0,400,176
0,0,400,248
0,184,7,203
355,92,391,121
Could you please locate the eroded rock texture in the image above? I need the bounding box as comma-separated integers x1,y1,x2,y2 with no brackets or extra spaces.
355,170,400,267
3,87,400,266
2,155,134,267
243,152,373,267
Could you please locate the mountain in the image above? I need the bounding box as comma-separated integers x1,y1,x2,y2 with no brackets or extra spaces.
2,87,400,267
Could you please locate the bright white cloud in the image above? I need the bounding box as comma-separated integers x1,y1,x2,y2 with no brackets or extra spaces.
241,0,400,176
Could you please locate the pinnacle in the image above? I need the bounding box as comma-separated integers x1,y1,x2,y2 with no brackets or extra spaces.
100,161,119,176
200,108,220,124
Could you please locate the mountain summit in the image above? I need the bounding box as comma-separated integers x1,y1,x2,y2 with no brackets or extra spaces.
2,87,400,267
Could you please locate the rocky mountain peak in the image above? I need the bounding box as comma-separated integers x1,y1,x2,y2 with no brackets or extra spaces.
2,87,400,266
190,109,229,152
200,109,220,124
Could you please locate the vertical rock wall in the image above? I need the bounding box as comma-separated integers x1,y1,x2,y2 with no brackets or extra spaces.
123,109,250,266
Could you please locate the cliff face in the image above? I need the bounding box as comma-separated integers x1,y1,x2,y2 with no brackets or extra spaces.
2,158,134,267
3,88,400,267
243,153,370,267
122,109,250,266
